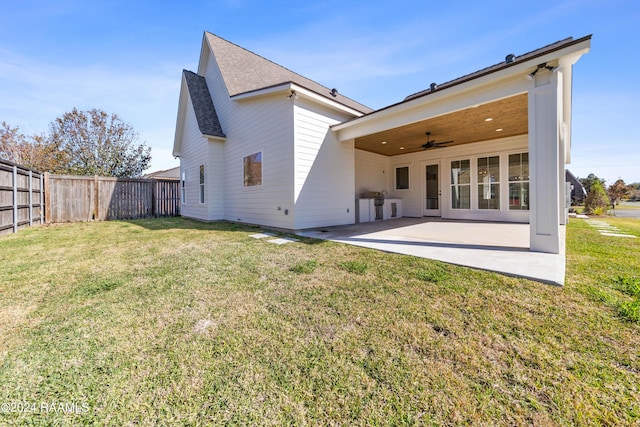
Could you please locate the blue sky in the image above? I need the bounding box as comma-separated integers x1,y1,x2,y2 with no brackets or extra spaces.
1,0,638,184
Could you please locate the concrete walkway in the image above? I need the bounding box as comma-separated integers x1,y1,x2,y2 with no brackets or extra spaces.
297,218,566,286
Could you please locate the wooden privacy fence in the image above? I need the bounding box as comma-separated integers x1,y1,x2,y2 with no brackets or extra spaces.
0,159,44,235
44,174,180,223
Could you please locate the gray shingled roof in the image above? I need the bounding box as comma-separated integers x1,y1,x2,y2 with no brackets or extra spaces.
404,36,591,102
183,70,225,138
205,32,373,114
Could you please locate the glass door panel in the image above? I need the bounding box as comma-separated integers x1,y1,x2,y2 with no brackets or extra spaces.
425,163,440,216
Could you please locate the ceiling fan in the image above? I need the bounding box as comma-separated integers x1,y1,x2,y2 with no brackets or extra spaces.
421,132,453,150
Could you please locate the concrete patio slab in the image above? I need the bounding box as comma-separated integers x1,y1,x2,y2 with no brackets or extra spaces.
297,218,566,286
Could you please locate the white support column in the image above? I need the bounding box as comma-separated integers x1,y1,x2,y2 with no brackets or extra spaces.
557,72,567,227
528,69,562,254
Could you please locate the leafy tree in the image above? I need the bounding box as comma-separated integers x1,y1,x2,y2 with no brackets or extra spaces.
579,173,606,195
0,121,25,163
627,183,640,201
48,108,151,178
0,122,61,171
584,180,610,215
607,179,630,205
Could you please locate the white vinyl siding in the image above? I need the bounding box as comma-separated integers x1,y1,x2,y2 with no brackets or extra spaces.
206,140,225,219
180,45,360,230
293,99,355,229
179,99,209,220
203,51,295,229
355,149,390,197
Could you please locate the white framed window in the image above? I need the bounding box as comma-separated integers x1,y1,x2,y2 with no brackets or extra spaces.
199,165,205,204
451,159,470,209
508,153,529,211
243,151,262,187
181,171,186,204
477,156,500,210
395,166,409,190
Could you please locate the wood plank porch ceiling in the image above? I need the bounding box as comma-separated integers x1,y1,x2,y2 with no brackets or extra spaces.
354,93,528,156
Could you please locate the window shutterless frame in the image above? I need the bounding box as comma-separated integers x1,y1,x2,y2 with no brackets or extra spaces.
243,151,263,187
395,166,409,190
199,165,205,204
181,171,186,204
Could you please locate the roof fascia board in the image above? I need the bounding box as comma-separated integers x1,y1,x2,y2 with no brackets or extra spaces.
333,37,591,139
197,33,210,76
230,82,293,101
172,75,189,157
231,82,365,117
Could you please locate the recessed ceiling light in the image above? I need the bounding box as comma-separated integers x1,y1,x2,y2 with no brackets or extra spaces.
381,141,388,145
496,128,503,132
400,147,405,150
484,118,493,122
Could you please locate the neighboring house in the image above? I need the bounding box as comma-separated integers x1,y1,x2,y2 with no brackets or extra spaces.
565,169,587,204
143,166,180,180
173,32,591,254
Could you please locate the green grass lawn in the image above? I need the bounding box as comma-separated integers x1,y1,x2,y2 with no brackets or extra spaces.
0,217,639,426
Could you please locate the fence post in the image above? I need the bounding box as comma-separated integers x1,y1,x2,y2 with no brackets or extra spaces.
94,175,99,220
44,172,51,224
28,170,33,226
151,180,157,218
40,173,44,224
12,165,18,233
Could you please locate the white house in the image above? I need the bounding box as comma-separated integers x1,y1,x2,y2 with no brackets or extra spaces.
173,32,591,254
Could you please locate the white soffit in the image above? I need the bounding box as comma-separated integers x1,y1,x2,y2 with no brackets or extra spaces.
333,37,591,142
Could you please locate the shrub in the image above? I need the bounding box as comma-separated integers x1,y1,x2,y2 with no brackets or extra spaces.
584,180,610,214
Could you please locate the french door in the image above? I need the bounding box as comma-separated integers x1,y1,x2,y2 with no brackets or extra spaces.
424,163,440,217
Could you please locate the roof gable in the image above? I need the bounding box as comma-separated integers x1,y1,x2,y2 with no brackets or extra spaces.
183,70,225,138
202,32,373,114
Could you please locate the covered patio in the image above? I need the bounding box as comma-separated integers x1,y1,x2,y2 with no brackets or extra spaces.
334,35,591,257
297,217,565,285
